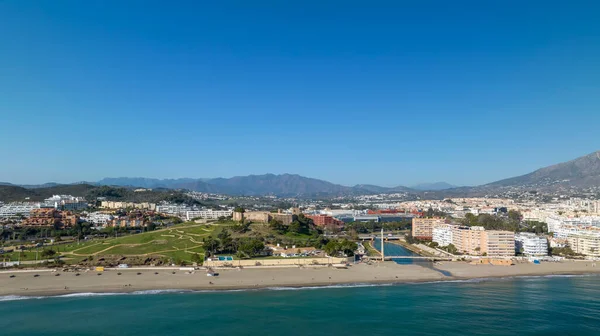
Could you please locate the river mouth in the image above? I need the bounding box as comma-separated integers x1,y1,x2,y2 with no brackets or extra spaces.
373,239,453,277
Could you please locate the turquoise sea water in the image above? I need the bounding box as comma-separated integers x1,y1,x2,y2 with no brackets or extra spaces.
1,275,600,335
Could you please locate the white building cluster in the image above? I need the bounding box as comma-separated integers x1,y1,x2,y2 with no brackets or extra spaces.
84,212,114,226
43,195,88,211
545,215,600,258
0,203,40,219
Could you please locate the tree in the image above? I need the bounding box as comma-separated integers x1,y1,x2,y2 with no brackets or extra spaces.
338,239,356,256
234,207,245,213
217,229,233,252
446,244,458,255
323,239,356,257
233,221,251,233
323,240,339,256
268,219,287,234
41,248,57,258
236,238,265,258
191,253,203,265
464,213,477,225
203,236,219,256
426,208,435,217
508,210,522,222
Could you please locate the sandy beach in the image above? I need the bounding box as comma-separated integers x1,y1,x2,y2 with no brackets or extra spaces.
1,261,599,297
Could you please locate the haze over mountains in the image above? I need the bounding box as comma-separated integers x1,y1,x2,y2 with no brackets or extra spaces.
411,182,457,191
2,151,599,198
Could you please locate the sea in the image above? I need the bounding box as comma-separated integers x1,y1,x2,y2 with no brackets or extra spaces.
1,242,599,335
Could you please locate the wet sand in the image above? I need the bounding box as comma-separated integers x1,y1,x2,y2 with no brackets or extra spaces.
1,261,599,297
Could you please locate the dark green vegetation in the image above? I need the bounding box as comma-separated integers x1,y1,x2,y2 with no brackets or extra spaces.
549,246,582,258
323,239,356,257
0,184,97,202
268,214,316,235
0,184,202,204
344,220,412,233
461,211,547,233
205,215,330,259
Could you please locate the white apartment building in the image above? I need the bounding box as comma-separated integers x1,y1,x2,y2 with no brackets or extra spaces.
186,209,233,220
155,204,191,217
0,203,40,219
100,201,156,210
515,233,548,256
432,224,454,247
547,215,600,235
84,212,114,226
44,195,88,211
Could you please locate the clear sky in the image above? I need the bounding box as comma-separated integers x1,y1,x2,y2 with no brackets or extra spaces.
1,1,599,187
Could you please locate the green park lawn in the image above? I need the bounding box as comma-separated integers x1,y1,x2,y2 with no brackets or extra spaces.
60,224,215,262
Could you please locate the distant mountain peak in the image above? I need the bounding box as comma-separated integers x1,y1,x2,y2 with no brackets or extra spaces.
411,182,456,191
486,150,600,189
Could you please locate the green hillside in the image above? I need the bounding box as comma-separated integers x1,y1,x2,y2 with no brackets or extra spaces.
2,223,218,265
62,223,214,262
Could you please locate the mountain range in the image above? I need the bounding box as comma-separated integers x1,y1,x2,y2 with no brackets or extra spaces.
2,150,599,198
486,151,600,189
97,174,413,197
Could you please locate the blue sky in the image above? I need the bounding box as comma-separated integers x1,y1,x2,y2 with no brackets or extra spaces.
1,1,599,187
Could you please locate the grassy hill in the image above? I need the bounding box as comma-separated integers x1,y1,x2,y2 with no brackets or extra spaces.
65,223,216,263
2,223,220,265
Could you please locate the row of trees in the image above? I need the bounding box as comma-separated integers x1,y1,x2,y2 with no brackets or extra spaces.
345,220,411,234
323,239,357,257
462,212,548,234
202,229,266,259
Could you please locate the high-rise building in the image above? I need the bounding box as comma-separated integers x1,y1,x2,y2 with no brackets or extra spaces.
432,224,454,247
452,226,484,255
437,225,515,257
481,230,515,257
412,218,446,240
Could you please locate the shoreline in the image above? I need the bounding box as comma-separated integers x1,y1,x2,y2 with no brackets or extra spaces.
1,261,599,299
